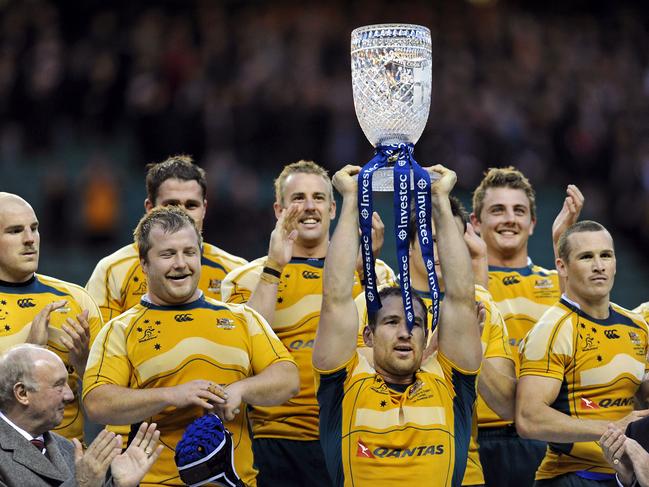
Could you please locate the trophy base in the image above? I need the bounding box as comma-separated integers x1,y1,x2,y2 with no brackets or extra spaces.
371,167,413,192
370,167,439,192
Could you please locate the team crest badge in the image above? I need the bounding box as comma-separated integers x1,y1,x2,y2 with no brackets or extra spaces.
629,331,642,346
217,318,235,330
534,278,553,289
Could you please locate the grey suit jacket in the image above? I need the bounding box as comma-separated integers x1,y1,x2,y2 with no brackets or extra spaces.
0,417,81,487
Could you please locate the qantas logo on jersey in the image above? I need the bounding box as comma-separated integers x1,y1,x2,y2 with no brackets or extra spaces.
289,339,314,350
598,397,634,408
356,442,446,459
17,298,36,308
580,397,600,410
502,276,520,286
356,439,374,458
302,271,320,280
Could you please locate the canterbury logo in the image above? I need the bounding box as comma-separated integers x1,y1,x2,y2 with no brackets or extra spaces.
502,276,520,286
604,330,620,339
174,314,194,322
17,298,36,308
302,271,320,280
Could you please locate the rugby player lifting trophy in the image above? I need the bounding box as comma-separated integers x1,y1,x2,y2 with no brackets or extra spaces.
351,23,440,332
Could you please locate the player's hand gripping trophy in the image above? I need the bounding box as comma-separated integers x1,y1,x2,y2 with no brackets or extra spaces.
352,24,440,332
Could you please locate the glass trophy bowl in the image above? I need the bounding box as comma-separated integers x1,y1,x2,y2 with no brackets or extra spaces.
351,24,432,191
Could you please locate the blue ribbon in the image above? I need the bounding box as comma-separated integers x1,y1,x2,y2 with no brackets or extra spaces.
358,143,440,333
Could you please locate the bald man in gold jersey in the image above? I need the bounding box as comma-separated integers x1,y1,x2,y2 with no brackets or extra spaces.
0,193,102,442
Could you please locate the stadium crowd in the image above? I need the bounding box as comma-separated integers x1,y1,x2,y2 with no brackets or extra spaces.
1,1,649,258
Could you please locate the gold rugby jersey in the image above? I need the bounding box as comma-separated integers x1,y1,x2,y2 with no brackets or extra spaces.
354,284,514,486
221,256,396,440
519,297,649,480
82,296,295,487
0,274,102,440
315,351,477,486
86,242,247,322
488,263,560,369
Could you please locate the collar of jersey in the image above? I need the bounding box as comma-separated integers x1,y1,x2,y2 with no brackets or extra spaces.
560,296,621,327
412,287,444,301
488,263,534,275
0,274,36,288
288,257,325,268
140,293,218,311
0,274,67,297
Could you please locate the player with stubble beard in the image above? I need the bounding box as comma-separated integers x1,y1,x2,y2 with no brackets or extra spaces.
221,160,395,487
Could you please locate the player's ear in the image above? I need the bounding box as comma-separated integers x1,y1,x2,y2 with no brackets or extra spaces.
556,257,567,279
13,382,30,406
140,256,149,274
144,198,154,213
273,201,283,220
469,212,481,233
329,198,336,219
363,325,374,347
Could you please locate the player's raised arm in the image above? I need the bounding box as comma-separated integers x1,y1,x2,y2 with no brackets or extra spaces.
429,165,482,372
313,165,362,371
551,184,584,292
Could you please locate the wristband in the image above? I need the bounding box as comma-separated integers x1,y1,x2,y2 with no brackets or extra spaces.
265,258,283,274
260,272,280,285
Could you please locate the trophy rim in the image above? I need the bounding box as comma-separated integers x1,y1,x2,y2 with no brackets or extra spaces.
351,23,431,37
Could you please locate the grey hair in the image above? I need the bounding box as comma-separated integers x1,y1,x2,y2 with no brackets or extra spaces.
0,344,50,410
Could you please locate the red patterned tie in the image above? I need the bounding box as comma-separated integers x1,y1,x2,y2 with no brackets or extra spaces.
30,438,45,453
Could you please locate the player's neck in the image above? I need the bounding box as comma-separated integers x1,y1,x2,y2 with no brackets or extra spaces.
565,291,610,320
292,239,328,259
410,266,445,294
145,289,202,307
375,367,416,386
487,248,529,268
0,272,35,286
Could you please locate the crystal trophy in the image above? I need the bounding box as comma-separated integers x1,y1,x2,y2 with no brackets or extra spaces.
351,24,432,191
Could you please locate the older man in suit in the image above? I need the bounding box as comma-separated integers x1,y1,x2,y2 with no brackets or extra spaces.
0,344,160,487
